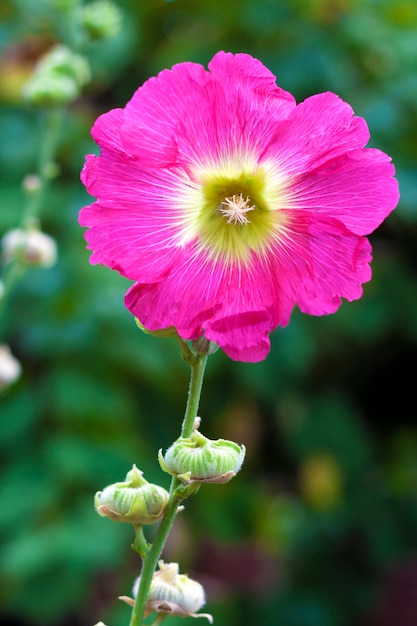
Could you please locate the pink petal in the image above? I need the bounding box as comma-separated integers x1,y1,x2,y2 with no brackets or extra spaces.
263,92,371,174
124,247,225,339
91,108,125,153
120,62,210,167
268,211,373,317
289,149,399,235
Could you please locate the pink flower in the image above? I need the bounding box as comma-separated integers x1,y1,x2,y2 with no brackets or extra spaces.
79,51,399,362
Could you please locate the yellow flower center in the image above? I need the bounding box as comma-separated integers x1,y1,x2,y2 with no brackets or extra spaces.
177,158,292,267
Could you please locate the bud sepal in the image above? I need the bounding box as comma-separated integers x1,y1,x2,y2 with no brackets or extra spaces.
94,465,169,525
159,430,245,485
135,318,178,339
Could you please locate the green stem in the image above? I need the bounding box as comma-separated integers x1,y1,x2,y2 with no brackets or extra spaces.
0,107,63,337
22,107,62,225
128,351,208,626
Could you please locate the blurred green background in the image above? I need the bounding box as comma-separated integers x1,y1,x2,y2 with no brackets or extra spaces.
1,0,417,625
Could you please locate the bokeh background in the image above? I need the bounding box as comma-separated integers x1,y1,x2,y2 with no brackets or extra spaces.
1,0,417,625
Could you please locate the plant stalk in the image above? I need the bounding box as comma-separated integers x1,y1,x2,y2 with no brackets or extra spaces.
128,352,208,626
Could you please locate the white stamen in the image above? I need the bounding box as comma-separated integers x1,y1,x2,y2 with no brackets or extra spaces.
219,193,255,225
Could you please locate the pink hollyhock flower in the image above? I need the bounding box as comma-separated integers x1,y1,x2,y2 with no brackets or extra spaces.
79,51,399,362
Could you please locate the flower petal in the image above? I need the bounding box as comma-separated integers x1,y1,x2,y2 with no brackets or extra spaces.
264,92,371,175
120,62,210,167
289,149,399,235
269,211,373,317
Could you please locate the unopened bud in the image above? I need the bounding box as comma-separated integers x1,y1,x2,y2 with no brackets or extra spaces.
2,227,57,268
0,344,22,390
22,174,41,194
95,465,169,525
159,431,245,484
121,560,213,623
81,1,122,41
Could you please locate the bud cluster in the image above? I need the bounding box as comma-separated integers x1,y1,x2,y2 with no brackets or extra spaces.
22,45,90,106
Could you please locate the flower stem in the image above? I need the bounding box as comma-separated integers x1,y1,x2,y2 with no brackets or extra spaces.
128,351,208,626
0,107,62,337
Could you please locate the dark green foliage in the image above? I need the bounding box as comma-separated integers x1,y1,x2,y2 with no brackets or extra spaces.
1,1,417,625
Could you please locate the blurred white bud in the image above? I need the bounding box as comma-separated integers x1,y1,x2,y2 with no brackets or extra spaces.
2,227,57,268
22,174,42,194
0,344,22,390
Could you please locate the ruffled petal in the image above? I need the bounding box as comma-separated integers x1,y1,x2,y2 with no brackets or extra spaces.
120,62,210,167
268,211,373,317
263,92,371,175
289,149,399,235
79,145,200,280
124,247,225,340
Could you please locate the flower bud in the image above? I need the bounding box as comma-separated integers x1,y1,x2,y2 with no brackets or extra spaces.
81,1,123,41
0,344,22,390
22,45,90,105
121,560,213,623
94,465,169,525
22,174,41,194
2,226,57,268
159,431,245,484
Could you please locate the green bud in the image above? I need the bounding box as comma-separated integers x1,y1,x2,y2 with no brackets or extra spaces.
159,431,246,484
22,45,90,106
81,0,123,41
51,0,77,11
121,560,213,623
94,465,169,525
135,318,178,339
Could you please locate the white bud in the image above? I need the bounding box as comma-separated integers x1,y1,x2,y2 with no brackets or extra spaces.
121,561,213,622
0,344,22,390
2,227,57,268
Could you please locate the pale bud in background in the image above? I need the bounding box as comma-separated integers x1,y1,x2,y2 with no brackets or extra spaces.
2,226,57,268
0,344,22,391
